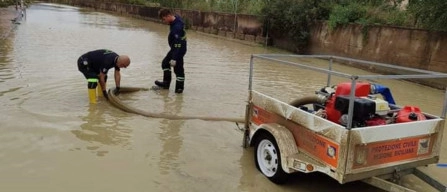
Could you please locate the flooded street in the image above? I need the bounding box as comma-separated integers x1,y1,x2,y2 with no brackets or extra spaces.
0,3,446,192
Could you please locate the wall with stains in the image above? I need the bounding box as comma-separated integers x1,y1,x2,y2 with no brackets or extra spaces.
43,0,447,88
309,22,447,89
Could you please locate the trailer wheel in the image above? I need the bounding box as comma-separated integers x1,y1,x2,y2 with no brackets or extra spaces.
254,133,288,184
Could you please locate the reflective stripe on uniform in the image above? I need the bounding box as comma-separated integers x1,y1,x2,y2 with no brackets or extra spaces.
176,77,185,81
87,78,98,82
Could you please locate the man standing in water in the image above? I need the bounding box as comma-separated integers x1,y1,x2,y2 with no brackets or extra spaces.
154,9,187,94
77,49,130,100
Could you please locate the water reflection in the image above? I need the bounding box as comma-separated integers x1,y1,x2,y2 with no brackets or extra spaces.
0,25,15,84
237,148,257,191
157,91,184,175
0,3,445,191
0,87,22,97
71,104,131,156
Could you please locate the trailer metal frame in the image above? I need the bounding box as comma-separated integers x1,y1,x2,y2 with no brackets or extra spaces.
243,54,447,191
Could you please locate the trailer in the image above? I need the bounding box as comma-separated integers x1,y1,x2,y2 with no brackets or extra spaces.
242,54,447,192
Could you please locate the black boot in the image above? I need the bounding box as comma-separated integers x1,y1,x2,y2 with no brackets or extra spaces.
175,80,184,94
154,71,171,89
154,80,169,89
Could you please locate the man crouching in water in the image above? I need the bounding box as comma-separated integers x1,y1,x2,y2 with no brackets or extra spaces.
77,49,130,100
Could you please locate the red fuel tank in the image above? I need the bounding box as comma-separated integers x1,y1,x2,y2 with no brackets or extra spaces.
396,106,426,123
335,82,371,97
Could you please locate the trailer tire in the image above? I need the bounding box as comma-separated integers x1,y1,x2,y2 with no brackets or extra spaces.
254,133,288,184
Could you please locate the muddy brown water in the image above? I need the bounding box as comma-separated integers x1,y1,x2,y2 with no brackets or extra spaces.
0,3,446,192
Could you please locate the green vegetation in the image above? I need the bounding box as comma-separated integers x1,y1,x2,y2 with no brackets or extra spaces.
1,0,32,8
84,0,447,52
107,0,152,6
261,0,446,52
260,0,329,52
407,0,447,31
327,0,411,30
107,0,267,14
105,0,447,32
0,0,15,7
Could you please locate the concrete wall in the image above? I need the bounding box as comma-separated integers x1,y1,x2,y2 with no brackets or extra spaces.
45,0,265,44
43,0,447,89
309,22,447,89
309,22,447,72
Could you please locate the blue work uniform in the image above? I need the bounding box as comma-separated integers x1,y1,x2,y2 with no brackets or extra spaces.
77,49,119,79
160,15,187,91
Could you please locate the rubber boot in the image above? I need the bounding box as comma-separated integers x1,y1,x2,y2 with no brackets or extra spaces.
87,78,98,104
88,89,97,104
97,83,103,97
154,71,171,89
175,80,184,94
97,75,107,97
